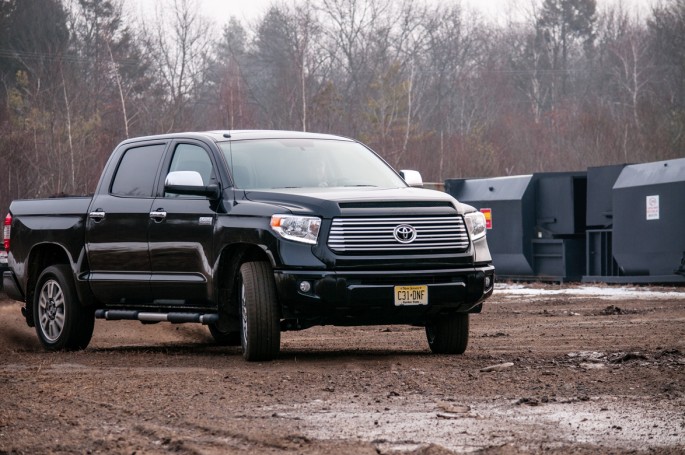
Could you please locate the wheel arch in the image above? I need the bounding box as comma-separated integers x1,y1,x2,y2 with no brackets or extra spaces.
25,243,72,310
215,243,274,314
23,243,93,323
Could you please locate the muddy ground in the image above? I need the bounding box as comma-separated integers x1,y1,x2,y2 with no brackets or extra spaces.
1,283,684,454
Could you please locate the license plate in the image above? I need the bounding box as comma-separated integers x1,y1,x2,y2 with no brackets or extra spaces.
394,285,428,306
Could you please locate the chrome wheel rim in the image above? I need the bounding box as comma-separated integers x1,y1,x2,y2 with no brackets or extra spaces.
38,279,65,342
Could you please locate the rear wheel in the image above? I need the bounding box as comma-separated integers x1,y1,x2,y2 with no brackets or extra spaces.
239,262,280,361
34,265,94,351
425,313,469,354
208,321,241,346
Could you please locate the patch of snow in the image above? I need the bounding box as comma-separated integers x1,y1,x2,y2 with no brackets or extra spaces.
495,283,685,300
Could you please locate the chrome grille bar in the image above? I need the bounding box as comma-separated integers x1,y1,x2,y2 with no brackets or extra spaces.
328,215,470,253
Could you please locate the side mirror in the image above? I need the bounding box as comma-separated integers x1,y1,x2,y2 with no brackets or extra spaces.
400,169,423,188
165,171,220,199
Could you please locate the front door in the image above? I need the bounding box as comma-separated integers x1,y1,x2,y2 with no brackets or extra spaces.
148,142,218,307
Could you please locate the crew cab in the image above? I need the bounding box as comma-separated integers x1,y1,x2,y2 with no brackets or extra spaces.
3,130,494,360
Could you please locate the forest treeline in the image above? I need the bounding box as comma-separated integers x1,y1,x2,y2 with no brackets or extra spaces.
1,0,684,211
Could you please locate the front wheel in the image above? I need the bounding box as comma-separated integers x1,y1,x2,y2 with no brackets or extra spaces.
239,262,280,361
34,265,94,351
425,313,469,354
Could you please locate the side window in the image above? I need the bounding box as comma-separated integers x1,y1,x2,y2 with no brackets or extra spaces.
111,144,166,197
166,143,215,197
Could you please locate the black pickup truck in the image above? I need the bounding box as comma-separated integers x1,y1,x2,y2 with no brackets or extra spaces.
3,130,494,360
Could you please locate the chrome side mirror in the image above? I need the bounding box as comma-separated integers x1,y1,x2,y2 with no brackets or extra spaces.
400,169,423,188
164,171,220,199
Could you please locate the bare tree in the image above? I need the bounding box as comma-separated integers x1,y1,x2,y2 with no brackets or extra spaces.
143,0,214,131
210,17,251,129
610,25,652,157
318,0,394,136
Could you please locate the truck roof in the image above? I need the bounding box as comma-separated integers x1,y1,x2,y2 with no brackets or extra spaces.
118,130,355,146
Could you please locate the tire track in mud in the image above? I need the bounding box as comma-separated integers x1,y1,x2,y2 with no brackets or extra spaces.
0,362,324,454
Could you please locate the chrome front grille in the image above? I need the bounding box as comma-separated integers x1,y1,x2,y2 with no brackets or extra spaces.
328,216,470,254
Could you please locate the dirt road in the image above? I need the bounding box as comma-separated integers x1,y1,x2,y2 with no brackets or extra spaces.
1,284,684,454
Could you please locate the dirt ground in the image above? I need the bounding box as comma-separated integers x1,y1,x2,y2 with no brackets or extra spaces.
1,283,684,454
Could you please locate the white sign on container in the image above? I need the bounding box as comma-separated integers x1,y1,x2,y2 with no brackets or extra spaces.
646,195,660,220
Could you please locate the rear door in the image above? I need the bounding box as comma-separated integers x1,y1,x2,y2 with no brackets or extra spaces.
148,141,219,307
86,142,167,304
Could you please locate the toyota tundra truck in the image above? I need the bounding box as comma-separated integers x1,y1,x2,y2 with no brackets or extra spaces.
3,130,494,361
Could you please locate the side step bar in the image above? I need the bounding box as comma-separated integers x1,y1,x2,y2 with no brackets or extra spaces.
94,309,219,325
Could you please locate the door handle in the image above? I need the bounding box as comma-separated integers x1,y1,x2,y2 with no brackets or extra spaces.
88,210,105,222
150,210,167,222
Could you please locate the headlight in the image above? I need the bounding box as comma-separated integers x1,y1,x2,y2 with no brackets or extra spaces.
271,215,321,244
464,211,486,241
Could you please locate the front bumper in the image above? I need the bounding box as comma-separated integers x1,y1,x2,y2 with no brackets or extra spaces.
274,265,495,329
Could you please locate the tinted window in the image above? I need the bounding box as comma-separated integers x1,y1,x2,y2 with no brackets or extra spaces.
111,144,165,197
168,144,214,185
165,144,215,198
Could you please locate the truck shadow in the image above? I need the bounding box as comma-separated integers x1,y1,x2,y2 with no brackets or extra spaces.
89,343,239,355
278,348,433,361
88,344,432,361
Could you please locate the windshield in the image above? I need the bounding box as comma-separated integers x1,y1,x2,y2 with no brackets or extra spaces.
219,138,407,189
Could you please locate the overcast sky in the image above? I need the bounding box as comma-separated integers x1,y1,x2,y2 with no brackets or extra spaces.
133,0,657,29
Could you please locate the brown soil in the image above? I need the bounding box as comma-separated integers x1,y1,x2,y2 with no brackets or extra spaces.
1,285,684,454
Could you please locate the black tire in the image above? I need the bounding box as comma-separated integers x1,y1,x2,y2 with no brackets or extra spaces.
239,261,280,361
208,322,241,346
33,265,94,351
425,313,469,354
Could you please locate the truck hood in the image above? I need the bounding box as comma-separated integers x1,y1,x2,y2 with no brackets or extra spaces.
241,186,468,218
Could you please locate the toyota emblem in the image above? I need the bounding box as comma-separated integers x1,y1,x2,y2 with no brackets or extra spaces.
393,224,417,243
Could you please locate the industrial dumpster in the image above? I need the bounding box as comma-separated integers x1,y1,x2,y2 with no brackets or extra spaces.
445,172,587,281
611,158,685,281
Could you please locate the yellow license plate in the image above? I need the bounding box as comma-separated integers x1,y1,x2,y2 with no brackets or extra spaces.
394,285,428,306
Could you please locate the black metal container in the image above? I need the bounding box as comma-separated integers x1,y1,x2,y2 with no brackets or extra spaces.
446,175,536,276
612,158,685,279
446,172,587,281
